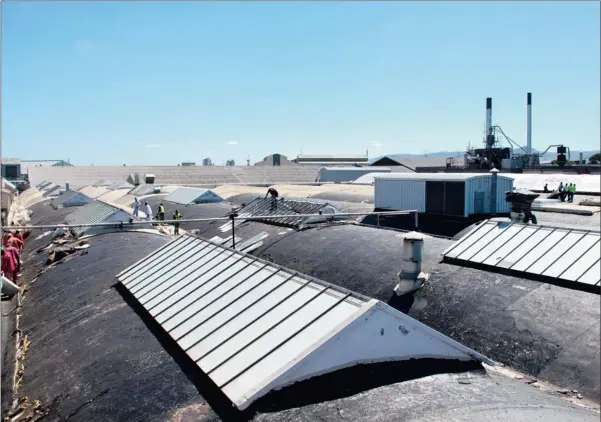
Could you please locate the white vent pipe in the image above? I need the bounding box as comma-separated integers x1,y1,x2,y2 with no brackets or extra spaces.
394,232,429,296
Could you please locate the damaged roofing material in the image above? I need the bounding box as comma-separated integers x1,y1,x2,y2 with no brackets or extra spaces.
117,234,493,411
164,187,225,205
443,219,601,293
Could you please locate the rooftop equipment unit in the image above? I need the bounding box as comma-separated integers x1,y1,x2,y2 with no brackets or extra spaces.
505,188,539,224
144,174,155,184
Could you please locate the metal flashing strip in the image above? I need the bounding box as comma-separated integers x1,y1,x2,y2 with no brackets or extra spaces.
118,234,493,410
442,219,601,289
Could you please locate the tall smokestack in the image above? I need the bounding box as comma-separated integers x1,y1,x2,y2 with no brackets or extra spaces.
485,97,492,137
526,93,532,154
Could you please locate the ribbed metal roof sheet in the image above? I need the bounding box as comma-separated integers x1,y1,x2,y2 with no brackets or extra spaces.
236,198,331,228
373,173,514,182
65,201,121,236
116,235,492,410
442,219,601,291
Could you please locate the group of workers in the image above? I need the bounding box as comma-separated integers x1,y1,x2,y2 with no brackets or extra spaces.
544,182,577,203
132,198,182,234
1,230,25,288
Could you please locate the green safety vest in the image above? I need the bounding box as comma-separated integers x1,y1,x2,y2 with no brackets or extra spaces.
158,205,165,213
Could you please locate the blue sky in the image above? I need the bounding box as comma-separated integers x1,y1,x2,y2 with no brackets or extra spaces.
2,1,599,165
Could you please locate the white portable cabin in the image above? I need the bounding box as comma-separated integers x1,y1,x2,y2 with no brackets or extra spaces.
317,167,391,183
374,173,514,217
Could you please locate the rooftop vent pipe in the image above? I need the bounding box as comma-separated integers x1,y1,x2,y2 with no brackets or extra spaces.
394,232,429,296
526,93,532,155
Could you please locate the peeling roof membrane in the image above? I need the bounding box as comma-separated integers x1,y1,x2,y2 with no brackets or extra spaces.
164,187,224,205
442,219,601,290
65,201,137,236
234,198,339,229
116,235,492,410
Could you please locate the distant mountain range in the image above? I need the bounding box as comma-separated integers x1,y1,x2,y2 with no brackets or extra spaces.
371,149,600,163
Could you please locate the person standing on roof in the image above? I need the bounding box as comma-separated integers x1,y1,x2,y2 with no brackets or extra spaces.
145,201,153,222
265,187,279,210
173,209,182,235
543,184,549,193
1,249,16,283
133,197,140,218
5,244,21,283
157,201,165,222
13,230,24,249
558,182,566,202
568,183,576,203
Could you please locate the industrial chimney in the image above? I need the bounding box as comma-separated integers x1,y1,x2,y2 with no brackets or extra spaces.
485,98,492,137
526,93,532,155
394,232,429,296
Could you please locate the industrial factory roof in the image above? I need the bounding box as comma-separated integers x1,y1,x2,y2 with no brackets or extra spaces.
26,165,323,187
4,198,601,421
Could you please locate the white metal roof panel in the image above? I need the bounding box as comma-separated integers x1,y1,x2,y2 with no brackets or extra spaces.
117,235,493,410
442,220,601,289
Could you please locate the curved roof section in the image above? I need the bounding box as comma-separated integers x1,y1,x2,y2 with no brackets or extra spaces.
198,221,601,402
164,187,224,205
11,202,601,420
373,172,514,182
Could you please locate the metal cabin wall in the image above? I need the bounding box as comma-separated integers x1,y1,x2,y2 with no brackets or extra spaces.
465,176,514,215
496,176,513,214
465,176,490,216
319,167,391,183
374,178,426,211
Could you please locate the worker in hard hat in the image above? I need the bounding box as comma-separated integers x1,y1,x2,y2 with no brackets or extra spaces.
157,201,166,221
173,210,182,235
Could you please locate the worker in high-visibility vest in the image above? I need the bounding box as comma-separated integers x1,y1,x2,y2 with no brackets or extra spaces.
157,202,166,221
173,210,182,235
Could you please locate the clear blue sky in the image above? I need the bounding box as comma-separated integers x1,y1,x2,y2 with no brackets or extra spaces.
2,1,599,165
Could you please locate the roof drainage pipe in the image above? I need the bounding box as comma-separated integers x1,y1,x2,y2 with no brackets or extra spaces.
394,232,429,296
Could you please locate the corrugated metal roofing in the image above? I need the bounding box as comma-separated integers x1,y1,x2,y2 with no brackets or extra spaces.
65,201,121,236
164,187,224,205
442,220,601,291
373,173,514,182
236,198,331,228
116,235,491,410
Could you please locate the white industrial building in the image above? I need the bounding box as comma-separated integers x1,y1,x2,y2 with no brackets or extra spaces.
374,173,514,218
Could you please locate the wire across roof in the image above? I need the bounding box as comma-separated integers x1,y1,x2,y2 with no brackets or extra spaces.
442,219,601,292
116,234,491,410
